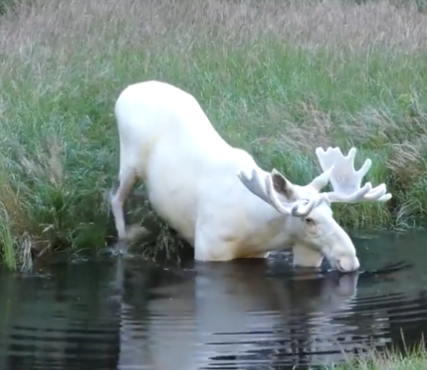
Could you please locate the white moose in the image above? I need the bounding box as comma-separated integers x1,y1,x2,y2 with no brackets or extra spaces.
110,80,392,272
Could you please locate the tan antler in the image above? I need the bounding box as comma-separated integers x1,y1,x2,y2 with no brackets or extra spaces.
237,168,319,217
315,147,392,204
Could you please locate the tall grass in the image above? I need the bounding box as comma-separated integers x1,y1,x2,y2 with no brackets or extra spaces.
0,0,427,269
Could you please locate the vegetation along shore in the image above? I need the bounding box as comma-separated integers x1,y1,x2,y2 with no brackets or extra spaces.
0,0,427,270
326,341,427,370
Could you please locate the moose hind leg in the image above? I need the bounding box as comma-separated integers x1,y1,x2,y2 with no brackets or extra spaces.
110,167,137,240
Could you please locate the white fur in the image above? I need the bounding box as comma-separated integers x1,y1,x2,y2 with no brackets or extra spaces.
110,80,392,272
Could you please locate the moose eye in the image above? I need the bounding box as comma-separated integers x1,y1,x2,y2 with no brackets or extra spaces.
305,217,314,225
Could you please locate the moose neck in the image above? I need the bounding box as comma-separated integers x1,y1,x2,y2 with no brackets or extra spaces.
241,191,300,251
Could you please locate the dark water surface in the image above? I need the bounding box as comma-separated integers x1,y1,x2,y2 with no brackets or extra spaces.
0,231,427,370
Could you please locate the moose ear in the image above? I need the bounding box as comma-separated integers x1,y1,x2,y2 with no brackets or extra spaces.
271,169,296,201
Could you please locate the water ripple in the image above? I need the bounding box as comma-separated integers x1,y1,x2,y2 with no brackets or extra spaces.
0,231,427,369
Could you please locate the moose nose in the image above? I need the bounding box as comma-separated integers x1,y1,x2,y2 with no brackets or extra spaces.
336,255,360,273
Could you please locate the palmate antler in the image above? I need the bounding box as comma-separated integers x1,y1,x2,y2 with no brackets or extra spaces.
237,147,391,219
315,147,392,204
237,168,319,217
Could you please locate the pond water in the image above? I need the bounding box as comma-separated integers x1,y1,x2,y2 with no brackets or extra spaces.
0,230,426,370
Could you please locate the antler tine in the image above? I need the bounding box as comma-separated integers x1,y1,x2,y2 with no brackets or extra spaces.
360,183,392,203
314,146,392,204
237,168,271,204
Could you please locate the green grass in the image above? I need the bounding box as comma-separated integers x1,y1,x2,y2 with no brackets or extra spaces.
323,340,427,370
0,0,427,270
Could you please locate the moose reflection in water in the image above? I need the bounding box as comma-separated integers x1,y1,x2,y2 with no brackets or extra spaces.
2,232,427,370
118,257,390,370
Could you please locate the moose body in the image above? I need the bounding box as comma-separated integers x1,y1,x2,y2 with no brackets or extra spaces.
110,80,392,272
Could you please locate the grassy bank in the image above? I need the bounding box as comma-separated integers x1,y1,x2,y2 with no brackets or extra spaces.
326,341,427,370
0,0,427,269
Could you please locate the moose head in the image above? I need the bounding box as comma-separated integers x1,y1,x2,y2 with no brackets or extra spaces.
237,147,391,273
